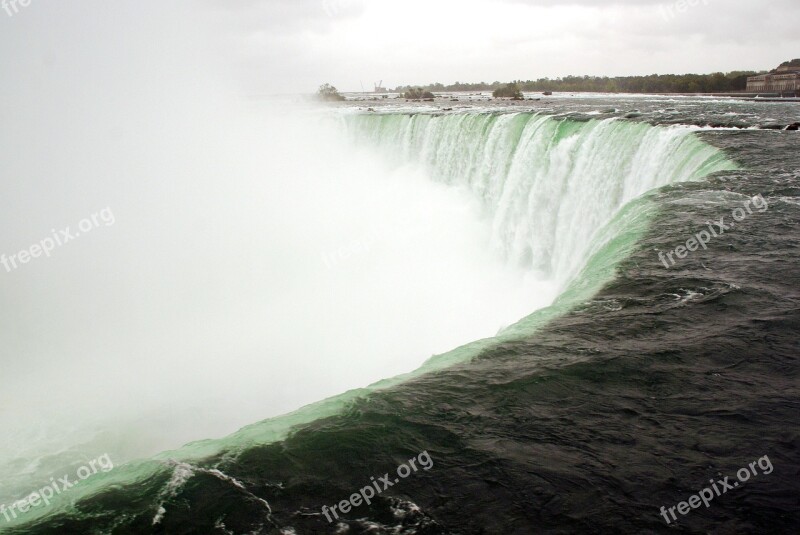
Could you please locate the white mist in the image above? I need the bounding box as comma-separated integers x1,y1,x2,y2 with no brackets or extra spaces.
0,5,557,500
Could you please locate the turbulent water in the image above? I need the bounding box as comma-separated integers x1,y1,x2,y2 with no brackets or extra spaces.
6,96,800,534
343,113,735,284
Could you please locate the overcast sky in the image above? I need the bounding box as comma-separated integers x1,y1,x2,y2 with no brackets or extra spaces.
1,0,799,94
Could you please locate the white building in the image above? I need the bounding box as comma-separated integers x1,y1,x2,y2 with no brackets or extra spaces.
747,60,800,93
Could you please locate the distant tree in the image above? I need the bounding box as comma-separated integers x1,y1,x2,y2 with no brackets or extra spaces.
778,58,800,70
391,70,763,96
317,83,345,101
402,87,435,99
493,82,523,99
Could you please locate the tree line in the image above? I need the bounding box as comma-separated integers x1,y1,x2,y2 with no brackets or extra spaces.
394,71,763,94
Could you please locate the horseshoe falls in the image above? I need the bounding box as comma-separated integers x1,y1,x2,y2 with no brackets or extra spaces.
0,108,742,533
343,113,736,286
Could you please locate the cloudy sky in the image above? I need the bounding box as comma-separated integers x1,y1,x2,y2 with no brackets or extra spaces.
215,0,800,92
1,0,799,94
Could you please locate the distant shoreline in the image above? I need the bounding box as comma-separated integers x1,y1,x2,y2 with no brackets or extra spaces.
387,71,769,96
340,90,800,102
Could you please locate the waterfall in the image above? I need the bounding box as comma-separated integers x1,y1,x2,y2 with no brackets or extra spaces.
343,113,736,286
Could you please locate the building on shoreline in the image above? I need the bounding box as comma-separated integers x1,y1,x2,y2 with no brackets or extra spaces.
747,59,800,94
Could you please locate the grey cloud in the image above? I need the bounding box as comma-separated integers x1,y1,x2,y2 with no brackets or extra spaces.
200,0,365,34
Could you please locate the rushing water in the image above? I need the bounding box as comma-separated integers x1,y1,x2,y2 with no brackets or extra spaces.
4,96,800,534
343,113,735,283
